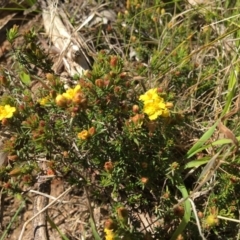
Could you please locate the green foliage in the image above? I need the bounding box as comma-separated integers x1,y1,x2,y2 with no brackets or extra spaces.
1,0,240,239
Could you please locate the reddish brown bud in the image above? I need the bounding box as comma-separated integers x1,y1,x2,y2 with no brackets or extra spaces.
141,177,149,185
198,211,204,219
104,80,110,87
62,151,69,158
132,105,139,113
46,168,55,175
130,114,144,125
39,120,45,127
104,219,116,230
114,86,121,94
110,56,118,67
119,72,127,79
88,127,96,136
1,118,8,126
157,87,163,93
3,182,12,189
104,161,114,173
72,93,83,105
22,174,32,183
147,121,157,133
173,206,185,217
95,79,104,88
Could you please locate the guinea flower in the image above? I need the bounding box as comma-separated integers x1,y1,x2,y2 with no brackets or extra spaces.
78,130,90,140
104,228,115,240
139,88,170,120
38,96,51,106
62,84,81,100
139,88,159,103
143,100,169,120
0,105,16,120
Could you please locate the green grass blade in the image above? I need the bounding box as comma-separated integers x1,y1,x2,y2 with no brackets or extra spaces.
0,200,25,240
90,217,102,240
170,177,191,240
186,120,219,158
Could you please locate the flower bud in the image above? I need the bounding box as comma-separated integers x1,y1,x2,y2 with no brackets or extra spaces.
47,168,55,175
130,114,144,126
117,207,128,223
46,73,55,82
114,86,121,94
39,120,45,127
88,127,96,136
119,72,127,79
1,118,8,126
141,177,149,185
147,121,157,133
95,79,104,88
104,80,110,87
110,56,118,67
198,211,204,219
157,87,163,93
173,206,184,217
55,95,68,107
72,93,83,105
22,174,32,184
3,182,12,189
104,219,117,230
205,214,219,227
104,161,114,173
62,151,69,158
132,105,139,113
165,102,173,109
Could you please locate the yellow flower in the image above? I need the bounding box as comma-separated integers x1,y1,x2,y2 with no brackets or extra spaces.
104,228,115,240
0,105,16,120
143,101,169,120
78,130,90,140
139,88,170,120
39,96,50,106
139,88,159,103
63,85,81,100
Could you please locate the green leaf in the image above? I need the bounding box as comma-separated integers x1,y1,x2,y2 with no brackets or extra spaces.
184,157,210,169
19,72,31,86
186,120,219,158
133,138,139,146
89,218,102,240
171,176,191,240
